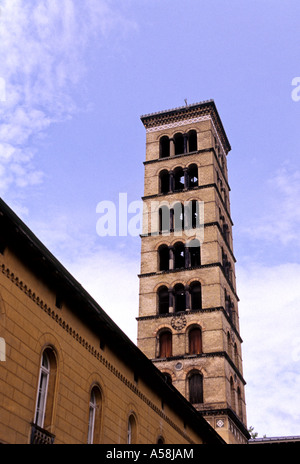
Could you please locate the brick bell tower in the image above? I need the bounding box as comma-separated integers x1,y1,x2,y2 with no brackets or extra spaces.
137,100,249,444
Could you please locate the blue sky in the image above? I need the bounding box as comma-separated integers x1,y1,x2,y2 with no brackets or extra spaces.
1,0,300,438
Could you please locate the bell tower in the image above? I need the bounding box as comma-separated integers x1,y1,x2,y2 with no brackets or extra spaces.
137,100,249,444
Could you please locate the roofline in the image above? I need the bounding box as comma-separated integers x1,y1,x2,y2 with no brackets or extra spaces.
140,100,231,153
0,198,226,444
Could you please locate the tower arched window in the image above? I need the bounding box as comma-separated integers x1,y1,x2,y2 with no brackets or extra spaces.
188,130,197,152
159,170,170,194
174,242,185,269
159,331,172,358
34,348,57,431
158,245,169,271
189,372,203,404
188,239,201,267
174,133,184,155
158,205,170,233
237,387,243,420
174,284,186,312
190,281,202,310
159,136,170,158
87,386,102,444
174,167,185,191
158,286,169,314
230,377,235,411
172,202,184,231
188,327,202,355
188,164,198,188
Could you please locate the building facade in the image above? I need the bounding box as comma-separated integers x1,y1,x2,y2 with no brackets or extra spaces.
137,101,250,444
0,199,224,445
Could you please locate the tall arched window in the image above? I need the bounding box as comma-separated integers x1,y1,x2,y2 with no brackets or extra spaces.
188,130,197,152
174,284,186,312
173,242,185,269
34,348,57,430
188,240,201,267
188,164,198,188
159,331,172,358
127,414,137,444
174,133,184,155
188,327,202,355
230,377,235,411
237,387,243,420
159,170,169,194
158,245,169,271
190,281,202,310
158,205,170,233
158,286,169,314
174,167,185,191
160,136,170,158
173,202,184,231
87,386,102,444
189,372,203,404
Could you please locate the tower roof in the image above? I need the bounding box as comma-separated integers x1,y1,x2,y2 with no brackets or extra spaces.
141,99,231,154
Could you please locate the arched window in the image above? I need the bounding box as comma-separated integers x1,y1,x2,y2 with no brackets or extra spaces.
174,284,186,312
159,331,172,358
87,386,102,444
172,202,184,231
158,245,169,271
188,130,197,152
34,348,57,430
227,332,232,358
234,343,239,369
127,414,137,444
174,133,184,155
237,387,243,420
189,327,202,355
159,170,169,194
190,281,202,310
174,167,185,191
158,205,170,233
160,136,170,158
230,377,235,411
188,239,201,267
163,373,172,385
158,286,169,314
157,436,165,444
188,164,198,188
173,242,185,269
189,372,203,404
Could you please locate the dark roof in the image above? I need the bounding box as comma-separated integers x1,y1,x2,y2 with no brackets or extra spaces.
0,198,225,444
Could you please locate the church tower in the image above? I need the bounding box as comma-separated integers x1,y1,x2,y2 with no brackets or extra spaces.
137,100,249,444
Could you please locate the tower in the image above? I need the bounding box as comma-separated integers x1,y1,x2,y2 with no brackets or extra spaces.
137,100,249,444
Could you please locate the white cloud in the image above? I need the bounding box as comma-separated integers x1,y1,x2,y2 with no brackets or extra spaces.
237,261,300,436
243,166,300,247
0,0,135,193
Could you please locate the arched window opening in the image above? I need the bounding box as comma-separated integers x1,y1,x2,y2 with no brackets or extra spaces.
174,284,186,312
159,205,170,233
174,242,185,269
158,286,169,314
159,170,169,194
174,133,184,155
234,343,239,369
174,167,185,191
127,414,137,444
188,130,197,152
163,373,172,385
34,348,57,430
160,136,170,158
237,387,243,420
158,245,169,271
189,327,202,355
87,386,102,444
189,372,203,404
188,240,201,267
173,202,184,231
159,331,172,358
230,377,235,411
190,282,202,310
157,436,165,444
188,164,198,188
227,332,232,359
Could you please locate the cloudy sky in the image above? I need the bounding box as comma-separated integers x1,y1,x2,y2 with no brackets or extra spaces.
1,0,300,438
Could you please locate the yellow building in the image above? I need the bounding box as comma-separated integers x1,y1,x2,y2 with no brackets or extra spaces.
137,101,250,444
0,198,224,445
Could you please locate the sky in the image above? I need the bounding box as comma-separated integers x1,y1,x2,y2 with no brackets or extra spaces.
0,0,300,439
